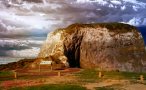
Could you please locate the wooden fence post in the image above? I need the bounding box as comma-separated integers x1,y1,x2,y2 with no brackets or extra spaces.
58,72,61,77
99,72,102,77
14,72,17,78
140,75,143,82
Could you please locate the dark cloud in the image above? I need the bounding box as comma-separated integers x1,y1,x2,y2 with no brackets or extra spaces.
0,0,146,57
31,5,58,13
29,36,46,41
28,43,42,47
22,0,43,3
59,2,144,24
0,45,31,50
15,13,34,16
0,33,47,39
0,0,10,8
0,23,7,32
0,50,9,56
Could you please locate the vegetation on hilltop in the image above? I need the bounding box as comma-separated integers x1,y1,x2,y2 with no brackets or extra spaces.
0,58,36,71
53,23,138,35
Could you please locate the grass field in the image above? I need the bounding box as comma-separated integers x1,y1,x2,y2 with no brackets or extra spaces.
1,69,146,81
1,69,146,90
9,84,87,90
75,69,146,80
0,71,34,81
0,71,15,77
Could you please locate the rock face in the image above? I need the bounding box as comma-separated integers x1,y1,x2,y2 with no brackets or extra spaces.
38,23,146,72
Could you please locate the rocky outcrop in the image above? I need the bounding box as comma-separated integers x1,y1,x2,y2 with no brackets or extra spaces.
38,23,146,72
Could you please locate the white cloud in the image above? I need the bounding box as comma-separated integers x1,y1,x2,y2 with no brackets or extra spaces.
39,13,46,17
12,47,40,57
8,1,12,4
76,0,108,5
28,40,44,45
76,0,146,10
133,6,138,11
3,47,40,57
111,0,122,5
123,0,146,6
0,39,29,47
12,16,24,21
142,18,146,25
0,38,43,57
121,5,126,10
123,17,142,26
109,4,114,8
96,8,101,10
43,0,47,5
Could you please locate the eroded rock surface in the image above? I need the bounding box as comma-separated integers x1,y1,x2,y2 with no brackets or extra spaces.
38,23,146,72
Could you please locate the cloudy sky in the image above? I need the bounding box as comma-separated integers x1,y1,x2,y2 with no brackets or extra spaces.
0,0,146,57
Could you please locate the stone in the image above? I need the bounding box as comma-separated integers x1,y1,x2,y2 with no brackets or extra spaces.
37,23,146,72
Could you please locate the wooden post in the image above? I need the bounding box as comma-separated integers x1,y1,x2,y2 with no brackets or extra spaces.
39,64,41,72
99,72,102,77
140,75,143,82
58,72,61,77
51,63,52,72
14,72,17,78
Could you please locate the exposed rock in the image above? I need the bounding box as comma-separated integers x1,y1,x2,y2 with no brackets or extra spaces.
38,23,146,72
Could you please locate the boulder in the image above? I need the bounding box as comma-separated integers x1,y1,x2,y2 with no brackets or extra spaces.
38,23,146,72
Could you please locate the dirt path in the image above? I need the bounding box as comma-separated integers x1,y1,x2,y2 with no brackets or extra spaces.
124,84,146,90
84,79,127,90
1,68,146,90
84,79,146,90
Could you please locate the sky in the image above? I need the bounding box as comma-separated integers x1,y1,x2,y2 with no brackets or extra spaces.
0,0,146,57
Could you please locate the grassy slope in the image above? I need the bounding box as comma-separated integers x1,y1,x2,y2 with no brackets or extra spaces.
0,58,36,71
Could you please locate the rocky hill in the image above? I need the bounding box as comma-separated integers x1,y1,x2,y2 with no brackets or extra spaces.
0,58,36,71
36,23,146,72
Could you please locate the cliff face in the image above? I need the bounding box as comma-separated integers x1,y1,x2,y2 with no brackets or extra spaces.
38,23,146,72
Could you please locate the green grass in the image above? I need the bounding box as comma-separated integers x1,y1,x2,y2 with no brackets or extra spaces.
9,84,87,90
0,71,15,77
0,70,47,81
0,77,16,81
102,70,146,80
76,69,100,79
74,69,102,83
94,84,123,90
0,70,29,77
94,86,114,90
74,69,146,83
0,76,48,81
0,71,16,81
17,76,49,80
